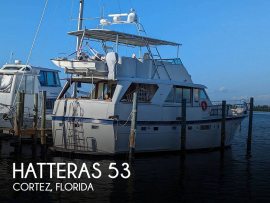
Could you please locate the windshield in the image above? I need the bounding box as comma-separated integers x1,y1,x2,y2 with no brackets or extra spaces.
58,80,117,101
38,71,61,87
0,75,13,93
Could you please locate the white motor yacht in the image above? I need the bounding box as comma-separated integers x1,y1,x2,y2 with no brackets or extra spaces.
51,3,248,155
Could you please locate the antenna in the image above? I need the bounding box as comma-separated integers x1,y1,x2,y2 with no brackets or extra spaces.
76,0,84,56
9,52,14,63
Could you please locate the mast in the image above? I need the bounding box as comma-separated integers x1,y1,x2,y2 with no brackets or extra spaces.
76,0,84,57
73,0,84,98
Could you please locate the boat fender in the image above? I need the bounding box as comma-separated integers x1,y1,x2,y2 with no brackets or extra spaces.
201,101,207,111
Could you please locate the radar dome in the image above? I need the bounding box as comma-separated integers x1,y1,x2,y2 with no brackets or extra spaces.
127,9,137,23
100,18,110,26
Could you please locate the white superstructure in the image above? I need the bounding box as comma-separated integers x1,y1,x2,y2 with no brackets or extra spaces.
51,6,247,155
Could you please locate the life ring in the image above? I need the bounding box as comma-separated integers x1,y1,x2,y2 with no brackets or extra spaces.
201,101,208,111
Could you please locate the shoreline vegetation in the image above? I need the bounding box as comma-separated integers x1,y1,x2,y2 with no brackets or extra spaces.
254,105,270,112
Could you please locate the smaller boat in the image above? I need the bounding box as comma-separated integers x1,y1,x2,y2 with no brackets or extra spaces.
0,60,62,130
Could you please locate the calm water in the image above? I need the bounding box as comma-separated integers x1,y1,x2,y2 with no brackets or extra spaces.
0,112,270,202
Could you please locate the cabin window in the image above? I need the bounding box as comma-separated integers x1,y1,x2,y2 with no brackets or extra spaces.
39,71,46,86
175,87,183,103
200,125,211,130
0,75,13,93
46,99,56,110
38,71,60,87
94,81,116,100
153,127,159,131
200,89,208,100
59,80,116,101
183,88,191,103
194,89,199,102
21,67,31,71
194,88,208,102
2,66,21,70
120,83,158,103
165,88,174,103
165,86,191,103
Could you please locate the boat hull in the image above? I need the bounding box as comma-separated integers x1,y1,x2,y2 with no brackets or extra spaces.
51,116,245,155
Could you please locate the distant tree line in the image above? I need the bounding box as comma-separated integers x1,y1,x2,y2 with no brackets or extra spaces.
254,105,270,112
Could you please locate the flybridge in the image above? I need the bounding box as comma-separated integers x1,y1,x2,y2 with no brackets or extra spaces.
51,6,183,81
69,29,181,47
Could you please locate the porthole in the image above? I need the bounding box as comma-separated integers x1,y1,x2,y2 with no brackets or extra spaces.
141,127,146,131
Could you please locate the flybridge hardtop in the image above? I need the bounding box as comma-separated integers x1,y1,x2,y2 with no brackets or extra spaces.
0,63,60,74
69,29,181,47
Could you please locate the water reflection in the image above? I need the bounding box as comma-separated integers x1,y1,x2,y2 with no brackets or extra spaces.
0,113,270,202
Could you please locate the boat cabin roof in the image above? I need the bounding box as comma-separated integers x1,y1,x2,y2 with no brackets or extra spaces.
68,29,181,47
0,64,60,74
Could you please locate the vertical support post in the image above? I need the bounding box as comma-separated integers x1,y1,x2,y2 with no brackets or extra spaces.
247,97,254,152
221,100,226,149
115,34,119,53
21,91,25,128
14,92,24,136
76,0,84,54
41,91,46,145
32,93,38,145
129,92,137,158
73,0,84,98
181,99,187,152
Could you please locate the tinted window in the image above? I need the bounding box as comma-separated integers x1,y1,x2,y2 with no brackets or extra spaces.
183,88,191,103
175,87,183,103
194,89,199,102
46,99,56,109
165,88,174,103
38,71,60,87
121,83,158,103
165,86,191,103
200,89,208,100
38,71,46,86
47,72,55,86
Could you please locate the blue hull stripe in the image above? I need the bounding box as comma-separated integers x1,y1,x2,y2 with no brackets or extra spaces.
52,115,246,125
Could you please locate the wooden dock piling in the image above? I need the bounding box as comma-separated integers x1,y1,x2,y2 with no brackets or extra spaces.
14,92,25,136
129,91,137,158
32,93,39,146
21,92,25,127
247,97,254,152
41,91,47,145
220,100,226,149
181,99,187,152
